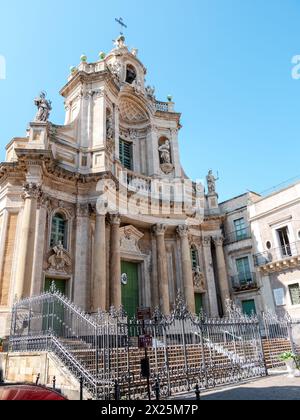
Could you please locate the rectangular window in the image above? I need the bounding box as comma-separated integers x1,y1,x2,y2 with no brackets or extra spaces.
119,139,133,170
289,284,300,306
234,218,248,241
236,257,252,284
276,227,292,257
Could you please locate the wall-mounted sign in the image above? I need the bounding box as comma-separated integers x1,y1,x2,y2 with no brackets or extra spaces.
273,288,285,307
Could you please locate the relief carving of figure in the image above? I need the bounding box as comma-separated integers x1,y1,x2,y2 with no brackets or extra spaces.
207,170,219,194
106,115,114,140
48,242,71,273
193,266,205,290
158,140,171,164
34,91,52,122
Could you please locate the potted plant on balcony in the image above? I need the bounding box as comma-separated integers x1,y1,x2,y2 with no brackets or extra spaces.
279,352,300,378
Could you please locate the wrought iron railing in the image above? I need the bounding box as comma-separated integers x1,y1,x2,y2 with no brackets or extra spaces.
224,227,251,245
254,241,300,267
9,288,267,400
231,273,258,293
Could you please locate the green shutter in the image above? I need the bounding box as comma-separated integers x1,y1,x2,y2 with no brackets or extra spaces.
289,284,300,306
242,300,256,317
119,139,133,170
121,262,139,319
44,279,67,336
195,294,203,315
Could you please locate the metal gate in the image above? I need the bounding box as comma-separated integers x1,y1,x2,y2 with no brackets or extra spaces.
9,286,267,400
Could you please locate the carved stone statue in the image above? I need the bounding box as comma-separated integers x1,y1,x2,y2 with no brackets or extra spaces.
146,85,156,99
106,115,114,140
193,266,205,290
34,91,52,122
207,170,219,194
158,140,171,164
48,241,71,273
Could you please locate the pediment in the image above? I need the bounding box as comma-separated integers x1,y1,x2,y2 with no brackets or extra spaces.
120,225,144,255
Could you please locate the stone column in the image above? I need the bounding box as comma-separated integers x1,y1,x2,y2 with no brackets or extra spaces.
153,224,170,314
92,212,107,312
177,225,195,313
73,204,90,310
213,236,230,311
31,196,48,296
202,237,219,317
109,213,121,309
15,183,41,300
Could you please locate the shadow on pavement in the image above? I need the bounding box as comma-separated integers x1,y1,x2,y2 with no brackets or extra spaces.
201,386,300,401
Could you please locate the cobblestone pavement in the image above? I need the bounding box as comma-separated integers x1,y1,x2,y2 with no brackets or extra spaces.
172,373,300,401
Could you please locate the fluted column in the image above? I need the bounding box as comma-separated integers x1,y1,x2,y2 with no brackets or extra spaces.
202,237,219,317
177,225,195,313
214,236,230,311
92,212,107,311
15,183,41,300
153,224,170,314
109,213,121,309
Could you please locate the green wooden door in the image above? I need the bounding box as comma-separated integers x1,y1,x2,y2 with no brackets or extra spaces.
195,294,203,315
44,279,67,336
242,300,256,317
121,262,139,319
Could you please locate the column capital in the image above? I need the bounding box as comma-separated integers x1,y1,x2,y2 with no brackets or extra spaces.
213,236,225,247
22,183,42,200
202,236,212,247
109,212,121,226
152,223,167,236
176,224,190,239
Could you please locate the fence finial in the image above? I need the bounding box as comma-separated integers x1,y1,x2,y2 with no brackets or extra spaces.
50,281,56,294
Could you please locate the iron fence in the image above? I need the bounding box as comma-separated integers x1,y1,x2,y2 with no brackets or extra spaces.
9,286,268,400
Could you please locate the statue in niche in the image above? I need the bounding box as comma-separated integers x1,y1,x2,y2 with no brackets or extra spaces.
158,140,171,164
106,115,114,140
34,91,52,122
207,170,219,194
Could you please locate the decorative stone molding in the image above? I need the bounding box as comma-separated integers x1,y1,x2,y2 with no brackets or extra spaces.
47,243,72,274
22,183,42,200
152,224,167,236
76,204,90,217
120,225,144,255
160,163,174,175
213,236,225,247
202,236,212,247
109,213,121,226
193,267,206,291
176,224,190,238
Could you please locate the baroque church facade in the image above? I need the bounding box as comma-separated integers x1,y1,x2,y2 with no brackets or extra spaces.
0,35,231,336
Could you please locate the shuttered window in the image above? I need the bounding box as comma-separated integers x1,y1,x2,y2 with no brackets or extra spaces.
191,247,199,270
289,284,300,306
50,214,67,249
119,139,133,170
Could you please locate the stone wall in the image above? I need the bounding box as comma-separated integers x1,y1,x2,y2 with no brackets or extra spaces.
0,352,91,400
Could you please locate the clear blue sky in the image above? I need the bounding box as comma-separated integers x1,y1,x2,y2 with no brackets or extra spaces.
1,0,300,201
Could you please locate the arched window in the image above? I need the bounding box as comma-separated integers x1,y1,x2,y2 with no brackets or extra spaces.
50,213,68,249
191,246,199,270
126,65,137,84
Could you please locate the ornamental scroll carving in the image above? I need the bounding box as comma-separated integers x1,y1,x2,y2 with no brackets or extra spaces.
47,242,72,274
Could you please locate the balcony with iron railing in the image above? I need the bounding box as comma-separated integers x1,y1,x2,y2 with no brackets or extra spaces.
224,227,252,245
231,272,258,293
254,241,300,267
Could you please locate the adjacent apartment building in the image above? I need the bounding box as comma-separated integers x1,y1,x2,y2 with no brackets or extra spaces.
221,181,300,319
